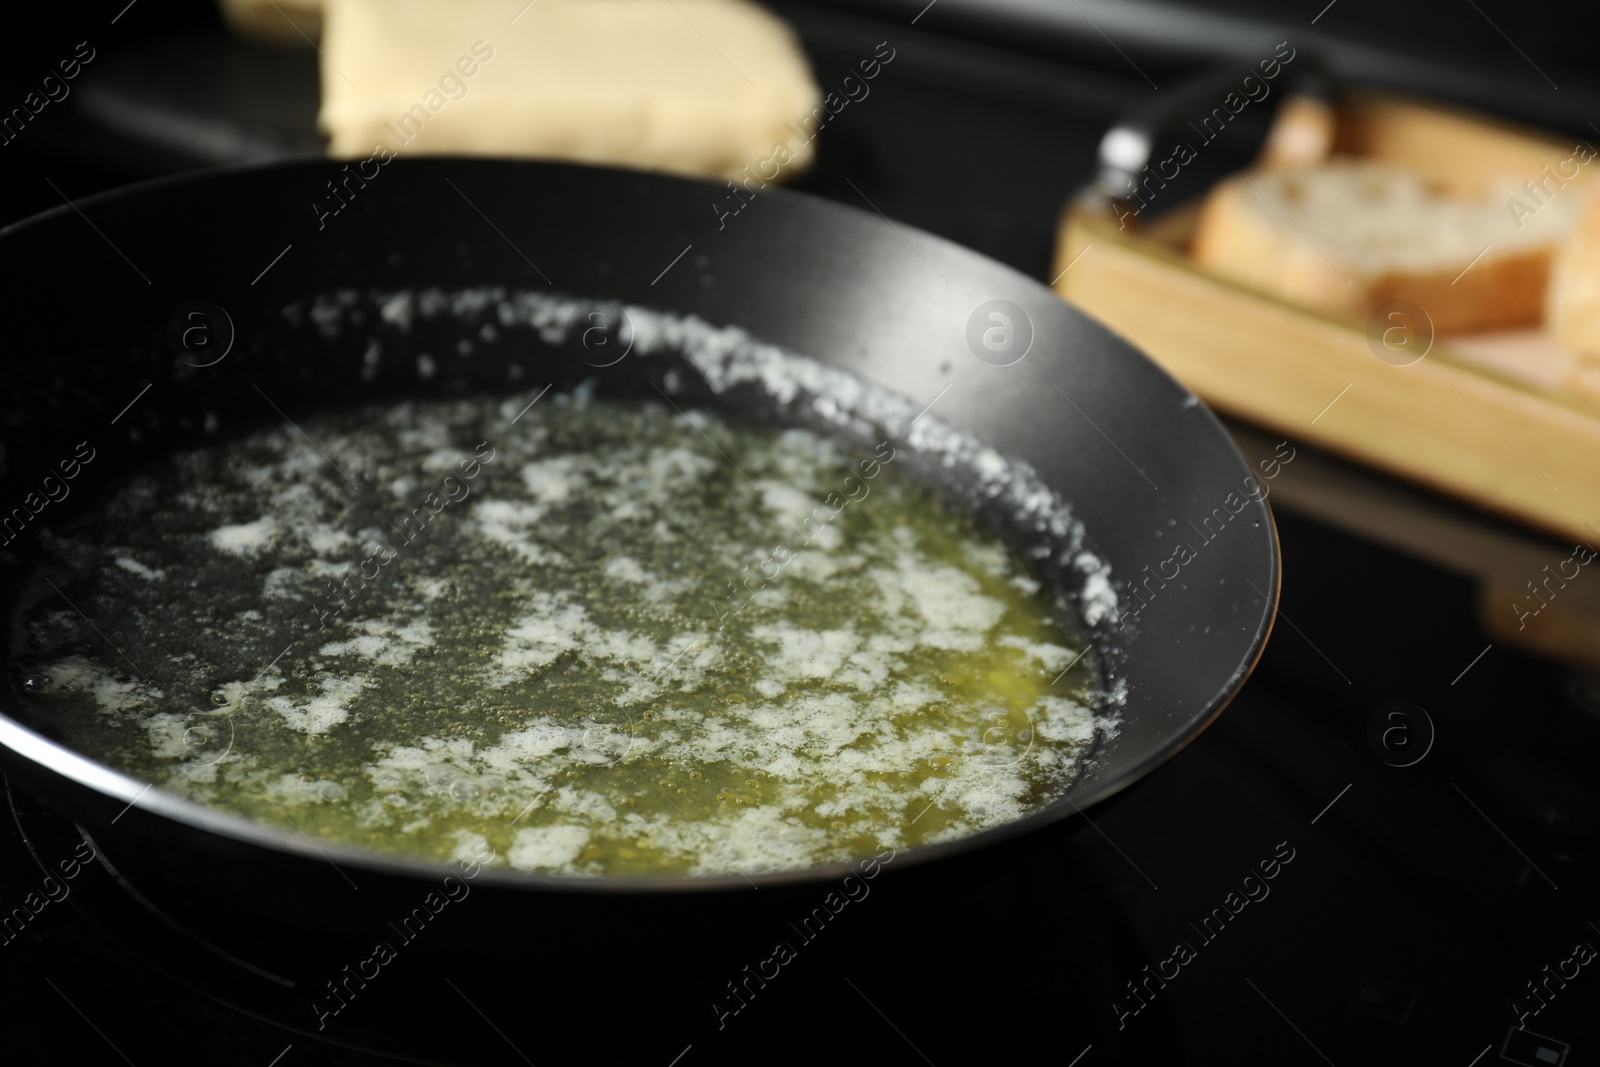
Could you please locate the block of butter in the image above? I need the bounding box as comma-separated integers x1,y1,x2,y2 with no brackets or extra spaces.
316,0,821,180
217,0,323,45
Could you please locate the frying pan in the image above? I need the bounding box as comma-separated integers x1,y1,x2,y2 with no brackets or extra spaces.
0,158,1275,1051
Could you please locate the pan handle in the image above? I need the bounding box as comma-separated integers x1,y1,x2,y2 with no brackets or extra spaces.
1087,49,1340,211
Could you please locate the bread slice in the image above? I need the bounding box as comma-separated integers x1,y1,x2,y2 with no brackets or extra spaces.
1546,187,1600,358
317,0,821,181
1256,94,1337,170
1191,160,1584,332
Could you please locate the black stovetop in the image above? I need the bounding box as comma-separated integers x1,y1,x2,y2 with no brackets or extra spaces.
2,5,1597,1066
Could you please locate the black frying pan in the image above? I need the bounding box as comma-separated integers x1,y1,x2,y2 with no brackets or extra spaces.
0,158,1275,1056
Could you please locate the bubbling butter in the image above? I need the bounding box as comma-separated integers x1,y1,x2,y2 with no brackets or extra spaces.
17,392,1100,877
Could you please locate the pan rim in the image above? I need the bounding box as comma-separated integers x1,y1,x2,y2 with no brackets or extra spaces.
0,155,1280,894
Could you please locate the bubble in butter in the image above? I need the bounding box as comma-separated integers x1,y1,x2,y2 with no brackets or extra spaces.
17,390,1098,877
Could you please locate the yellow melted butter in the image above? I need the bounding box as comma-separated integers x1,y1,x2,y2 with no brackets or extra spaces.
21,392,1097,877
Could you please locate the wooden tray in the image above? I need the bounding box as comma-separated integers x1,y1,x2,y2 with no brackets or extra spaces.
1053,90,1600,550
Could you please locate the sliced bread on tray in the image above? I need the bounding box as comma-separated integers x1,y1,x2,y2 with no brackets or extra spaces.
1191,159,1585,332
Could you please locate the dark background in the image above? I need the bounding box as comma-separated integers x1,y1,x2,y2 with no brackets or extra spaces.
9,0,1600,270
2,2,1598,1066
